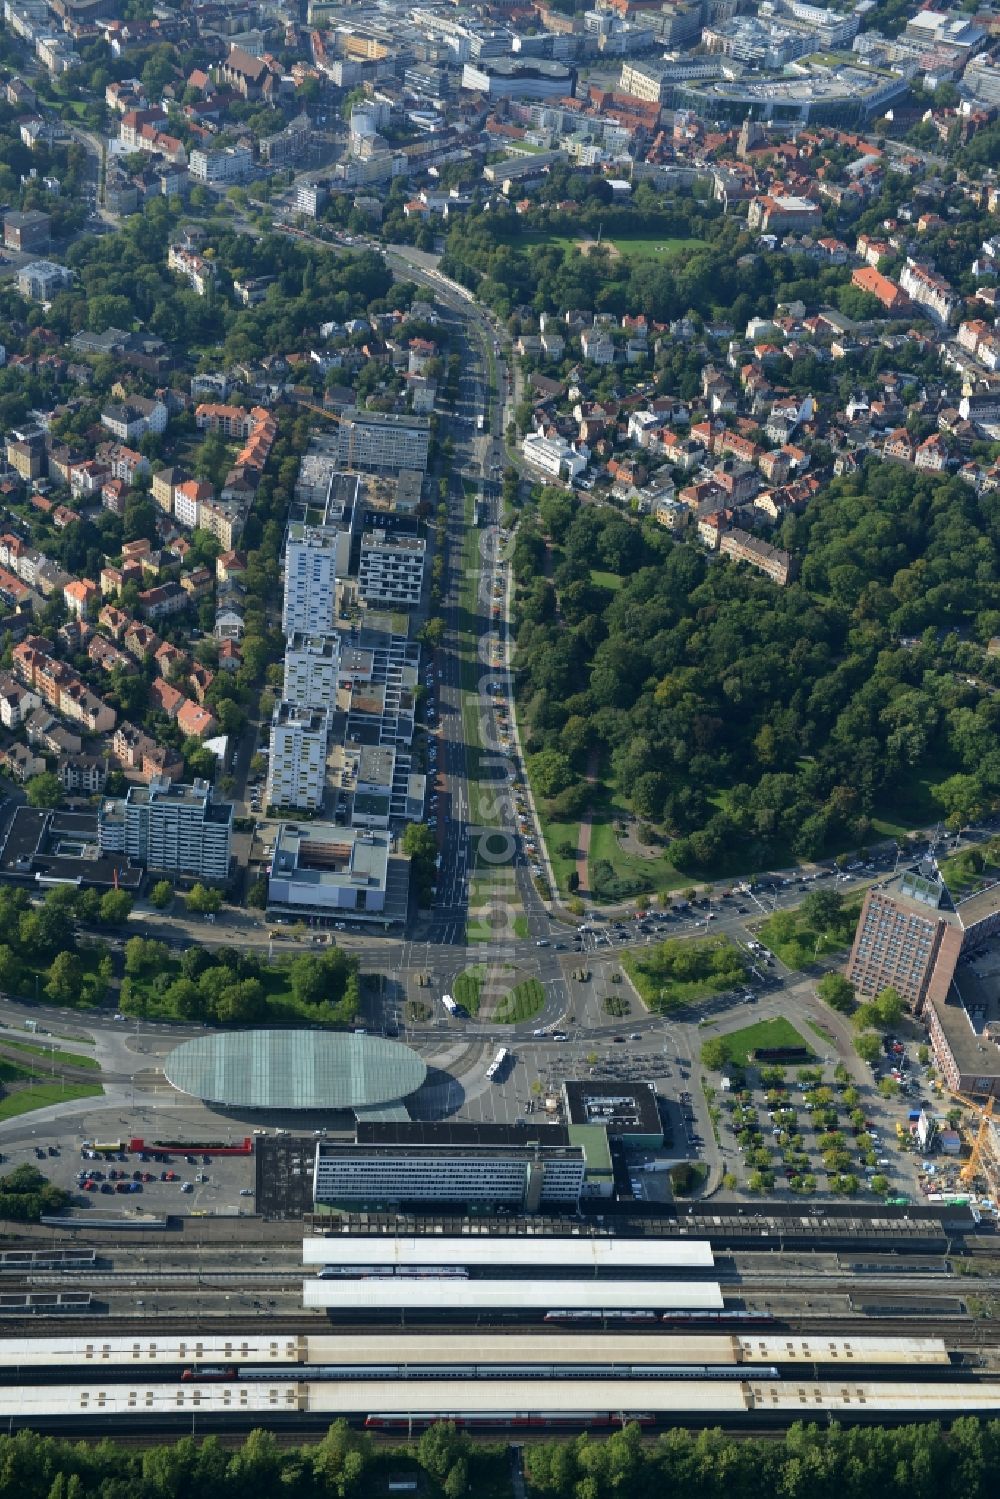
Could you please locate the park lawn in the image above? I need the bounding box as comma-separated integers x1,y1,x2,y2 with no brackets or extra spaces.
721,1018,815,1068
0,1039,101,1071
494,977,545,1025
545,233,707,262
607,233,709,260
590,569,623,593
0,1080,103,1121
588,813,687,900
871,753,951,836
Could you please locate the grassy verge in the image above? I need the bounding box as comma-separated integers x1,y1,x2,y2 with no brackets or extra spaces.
0,1040,101,1070
494,977,545,1025
622,936,748,1013
0,1080,103,1120
534,807,580,893
721,1017,814,1067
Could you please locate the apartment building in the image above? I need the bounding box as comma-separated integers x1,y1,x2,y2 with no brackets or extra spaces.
283,632,341,717
3,208,49,252
167,244,214,297
295,179,328,217
98,776,232,881
188,144,252,183
17,259,70,300
173,478,214,530
719,528,798,585
12,641,115,734
282,524,339,635
336,409,430,474
266,702,328,811
899,259,959,324
358,531,426,608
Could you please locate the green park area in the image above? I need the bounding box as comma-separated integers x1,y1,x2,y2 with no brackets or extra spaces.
755,889,860,970
590,569,624,593
119,938,359,1028
539,779,690,906
623,936,748,1013
541,232,709,263
709,1017,815,1069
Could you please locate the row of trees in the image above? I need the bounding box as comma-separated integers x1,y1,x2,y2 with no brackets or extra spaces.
0,1420,479,1499
528,1411,1000,1499
1,1417,1000,1499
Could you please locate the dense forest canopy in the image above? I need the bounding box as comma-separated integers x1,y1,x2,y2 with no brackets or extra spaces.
513,463,1000,873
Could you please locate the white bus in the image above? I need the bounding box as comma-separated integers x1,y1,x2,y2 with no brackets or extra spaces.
485,1047,510,1082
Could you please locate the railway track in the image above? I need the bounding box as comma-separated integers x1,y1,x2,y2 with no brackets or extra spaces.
18,1272,302,1290
0,1313,994,1341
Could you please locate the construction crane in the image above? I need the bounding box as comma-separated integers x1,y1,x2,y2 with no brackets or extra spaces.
952,1091,997,1189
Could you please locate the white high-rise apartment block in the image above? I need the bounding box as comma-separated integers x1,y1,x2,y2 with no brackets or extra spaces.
282,524,339,636
98,777,232,881
283,632,341,718
358,532,426,608
336,409,430,473
266,703,328,811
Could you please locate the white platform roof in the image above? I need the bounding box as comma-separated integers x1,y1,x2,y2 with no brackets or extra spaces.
302,1236,714,1269
302,1279,724,1311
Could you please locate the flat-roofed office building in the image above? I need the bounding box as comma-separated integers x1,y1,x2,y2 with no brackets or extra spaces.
313,1122,589,1211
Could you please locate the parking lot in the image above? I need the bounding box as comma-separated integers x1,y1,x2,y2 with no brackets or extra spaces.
720,1035,935,1203
1,1106,260,1218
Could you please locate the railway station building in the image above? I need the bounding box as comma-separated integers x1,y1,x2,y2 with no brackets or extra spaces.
311,1121,616,1213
